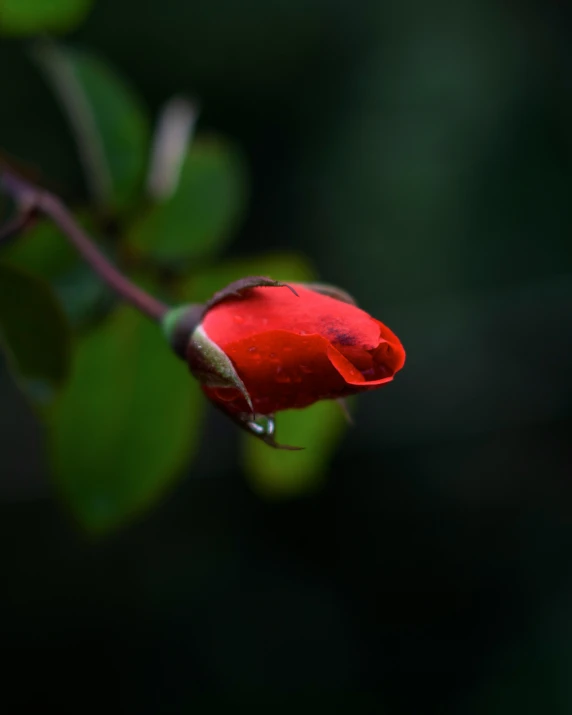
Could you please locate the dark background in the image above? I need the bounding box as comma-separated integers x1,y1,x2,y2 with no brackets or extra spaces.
2,0,572,712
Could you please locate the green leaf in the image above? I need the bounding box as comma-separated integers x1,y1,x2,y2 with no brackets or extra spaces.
1,214,113,326
0,0,92,36
181,251,316,303
127,137,248,262
2,217,80,279
48,308,202,534
0,261,71,400
243,400,346,499
34,43,150,213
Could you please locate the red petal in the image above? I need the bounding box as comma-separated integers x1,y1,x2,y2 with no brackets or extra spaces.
327,345,394,387
373,338,406,375
199,284,406,415
202,284,382,350
374,320,406,373
206,329,345,414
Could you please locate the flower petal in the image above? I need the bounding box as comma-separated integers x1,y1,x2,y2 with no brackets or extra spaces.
204,330,346,414
202,284,382,349
373,338,406,375
327,345,394,387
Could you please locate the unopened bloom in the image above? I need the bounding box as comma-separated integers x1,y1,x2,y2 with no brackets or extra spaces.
165,277,405,448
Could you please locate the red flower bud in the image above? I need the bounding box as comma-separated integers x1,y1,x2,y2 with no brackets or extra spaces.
165,277,405,447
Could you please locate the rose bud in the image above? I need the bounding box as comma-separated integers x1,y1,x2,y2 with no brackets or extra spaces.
163,277,405,449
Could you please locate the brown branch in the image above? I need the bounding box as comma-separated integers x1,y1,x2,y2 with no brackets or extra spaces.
0,168,168,322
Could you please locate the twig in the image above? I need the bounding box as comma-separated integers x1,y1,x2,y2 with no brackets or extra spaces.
0,168,168,321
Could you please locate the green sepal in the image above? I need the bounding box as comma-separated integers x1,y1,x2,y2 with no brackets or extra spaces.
162,303,203,360
187,324,254,417
204,275,298,311
211,404,303,451
302,282,357,306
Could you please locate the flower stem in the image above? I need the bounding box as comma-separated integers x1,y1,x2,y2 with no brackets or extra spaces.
0,168,168,321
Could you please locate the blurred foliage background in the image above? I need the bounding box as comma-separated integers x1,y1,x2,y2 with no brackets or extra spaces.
1,0,572,711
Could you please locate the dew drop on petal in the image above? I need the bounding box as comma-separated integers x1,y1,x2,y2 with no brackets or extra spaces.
248,346,257,353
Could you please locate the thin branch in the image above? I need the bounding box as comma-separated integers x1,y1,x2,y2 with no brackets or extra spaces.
0,169,168,322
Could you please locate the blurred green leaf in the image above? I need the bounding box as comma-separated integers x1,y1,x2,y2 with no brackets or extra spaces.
1,214,113,326
35,43,150,212
49,307,202,534
2,217,81,279
181,251,316,303
127,137,248,262
243,400,346,499
0,0,92,36
0,261,71,400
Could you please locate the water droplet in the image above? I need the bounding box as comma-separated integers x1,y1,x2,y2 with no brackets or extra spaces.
299,364,312,374
247,414,275,437
233,315,244,324
248,346,257,353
